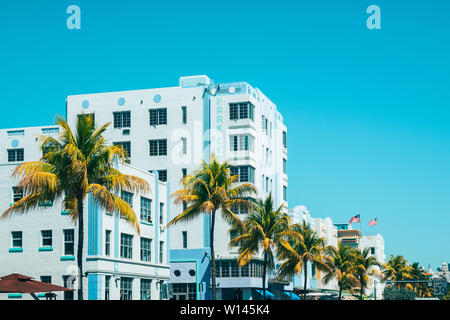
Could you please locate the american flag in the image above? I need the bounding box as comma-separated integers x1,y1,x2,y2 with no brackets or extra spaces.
368,218,378,227
349,214,360,224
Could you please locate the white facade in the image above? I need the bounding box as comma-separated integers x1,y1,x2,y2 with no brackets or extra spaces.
0,125,170,300
65,75,289,299
359,234,386,299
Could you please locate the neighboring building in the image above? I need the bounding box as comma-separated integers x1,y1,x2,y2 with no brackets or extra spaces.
287,205,339,292
435,262,450,282
0,125,170,300
65,75,289,300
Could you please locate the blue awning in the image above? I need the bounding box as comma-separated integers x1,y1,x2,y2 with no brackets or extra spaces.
284,291,301,300
256,289,274,297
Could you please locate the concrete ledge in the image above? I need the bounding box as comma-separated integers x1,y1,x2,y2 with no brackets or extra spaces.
61,255,76,261
38,247,54,252
9,247,23,253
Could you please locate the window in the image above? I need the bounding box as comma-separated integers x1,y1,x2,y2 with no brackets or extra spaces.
182,106,187,124
41,230,52,247
113,141,131,159
63,276,75,300
266,177,269,192
283,158,287,174
262,115,265,130
63,229,74,255
105,230,111,256
149,139,167,156
159,241,164,264
231,260,240,277
241,264,249,277
40,276,51,284
158,170,167,182
230,230,238,247
8,149,24,162
229,102,254,121
182,168,187,178
113,111,131,128
230,166,255,183
221,261,230,277
231,197,252,215
12,187,23,202
140,237,152,262
182,231,187,249
283,186,287,201
105,276,111,300
120,277,133,300
140,197,152,222
120,233,133,259
265,118,268,135
230,135,254,152
141,279,152,300
181,137,187,155
283,131,287,148
171,283,196,300
11,231,22,248
159,203,164,225
121,191,133,207
149,108,167,126
370,247,376,255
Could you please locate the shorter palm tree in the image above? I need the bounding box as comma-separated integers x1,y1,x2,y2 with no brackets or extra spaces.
353,248,381,300
383,255,412,290
277,220,331,299
229,194,290,300
323,242,360,300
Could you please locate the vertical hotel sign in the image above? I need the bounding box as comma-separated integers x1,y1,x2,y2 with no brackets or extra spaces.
211,95,225,162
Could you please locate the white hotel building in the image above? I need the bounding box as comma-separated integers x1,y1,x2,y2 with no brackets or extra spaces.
65,75,289,300
0,126,170,300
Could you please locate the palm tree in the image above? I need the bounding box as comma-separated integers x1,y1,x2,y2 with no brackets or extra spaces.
229,194,290,300
353,248,381,300
168,155,256,300
383,255,412,290
277,220,331,299
409,262,428,297
1,114,150,300
323,242,360,300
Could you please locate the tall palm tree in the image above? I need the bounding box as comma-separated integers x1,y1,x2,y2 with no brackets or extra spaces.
168,155,256,300
383,255,412,290
353,248,381,300
277,220,331,299
1,114,149,300
229,194,290,300
409,262,428,297
323,242,360,300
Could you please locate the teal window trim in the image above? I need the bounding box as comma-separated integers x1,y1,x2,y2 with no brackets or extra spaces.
37,293,46,298
140,220,153,226
60,255,75,261
9,247,23,253
39,246,54,252
61,210,70,215
8,293,22,298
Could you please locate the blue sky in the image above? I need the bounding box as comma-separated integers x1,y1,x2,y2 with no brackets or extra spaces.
0,0,449,270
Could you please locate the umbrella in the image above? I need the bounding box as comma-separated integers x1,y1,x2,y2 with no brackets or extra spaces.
0,273,74,300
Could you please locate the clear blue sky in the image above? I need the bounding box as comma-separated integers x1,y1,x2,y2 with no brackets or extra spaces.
1,0,449,270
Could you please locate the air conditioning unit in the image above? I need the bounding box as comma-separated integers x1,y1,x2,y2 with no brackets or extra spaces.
123,129,130,135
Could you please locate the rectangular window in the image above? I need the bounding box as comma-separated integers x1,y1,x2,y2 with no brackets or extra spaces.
283,186,287,201
120,233,133,259
241,264,249,277
283,158,287,174
159,241,164,264
105,230,111,256
262,115,265,130
229,102,254,121
149,108,167,126
149,139,167,156
63,276,75,300
283,131,287,148
371,247,376,255
230,135,254,152
229,104,238,120
221,261,230,277
182,231,187,249
11,231,22,248
231,166,255,183
140,197,152,222
159,203,164,225
105,276,111,300
265,118,268,135
140,237,152,262
141,279,152,300
182,106,187,124
63,229,74,255
12,187,23,202
113,111,131,128
182,137,187,155
8,149,24,162
41,230,52,247
40,276,51,284
113,141,131,159
231,261,240,277
182,168,187,178
158,170,167,182
121,191,133,208
120,277,133,300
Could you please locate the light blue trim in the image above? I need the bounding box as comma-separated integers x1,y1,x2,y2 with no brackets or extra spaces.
171,258,200,300
153,170,159,263
256,289,274,298
61,210,70,215
60,255,75,261
38,247,53,252
9,247,23,253
37,293,46,298
140,220,153,226
88,274,102,300
202,92,211,248
8,294,22,299
166,182,170,265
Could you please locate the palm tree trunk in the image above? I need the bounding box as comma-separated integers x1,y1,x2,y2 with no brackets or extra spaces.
262,251,267,300
303,263,308,300
359,276,363,300
77,197,84,300
339,283,343,300
210,210,217,300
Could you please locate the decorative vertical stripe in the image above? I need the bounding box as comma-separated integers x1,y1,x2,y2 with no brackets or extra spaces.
166,182,170,264
153,170,159,263
88,274,102,300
